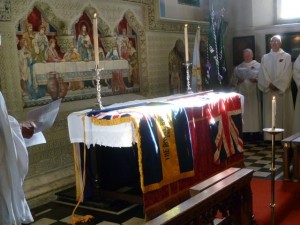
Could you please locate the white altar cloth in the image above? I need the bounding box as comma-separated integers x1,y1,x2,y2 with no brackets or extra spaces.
33,60,129,85
67,109,137,148
67,92,243,148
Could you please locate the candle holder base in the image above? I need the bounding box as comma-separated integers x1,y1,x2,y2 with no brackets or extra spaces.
262,128,284,134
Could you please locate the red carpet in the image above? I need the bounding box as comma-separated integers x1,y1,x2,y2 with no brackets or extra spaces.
252,179,300,225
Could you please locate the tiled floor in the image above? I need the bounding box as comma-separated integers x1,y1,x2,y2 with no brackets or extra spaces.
243,140,283,180
28,139,284,225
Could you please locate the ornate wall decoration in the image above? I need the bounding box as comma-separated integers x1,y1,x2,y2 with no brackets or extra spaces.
0,0,11,21
15,3,143,107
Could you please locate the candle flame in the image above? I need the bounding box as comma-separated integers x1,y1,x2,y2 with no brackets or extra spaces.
94,13,97,18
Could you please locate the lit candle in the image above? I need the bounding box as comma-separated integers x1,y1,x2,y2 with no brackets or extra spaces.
184,24,189,62
93,13,99,67
272,96,276,129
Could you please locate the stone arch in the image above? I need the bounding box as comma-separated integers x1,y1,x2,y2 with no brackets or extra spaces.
70,7,112,38
84,7,112,37
123,9,148,96
33,2,67,35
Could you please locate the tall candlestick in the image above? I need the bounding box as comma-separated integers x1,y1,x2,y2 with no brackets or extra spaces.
184,24,189,62
93,13,99,67
272,96,276,129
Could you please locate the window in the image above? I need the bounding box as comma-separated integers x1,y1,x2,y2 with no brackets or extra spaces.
277,0,300,22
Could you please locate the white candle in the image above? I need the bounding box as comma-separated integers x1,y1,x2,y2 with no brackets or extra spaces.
184,24,189,62
272,96,276,129
93,13,99,67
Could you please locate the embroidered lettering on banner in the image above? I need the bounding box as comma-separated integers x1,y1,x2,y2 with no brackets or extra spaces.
155,113,180,182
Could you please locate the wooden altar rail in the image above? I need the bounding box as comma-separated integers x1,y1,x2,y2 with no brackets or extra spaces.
145,167,255,225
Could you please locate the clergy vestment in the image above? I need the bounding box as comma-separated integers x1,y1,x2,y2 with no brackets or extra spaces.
293,55,300,133
231,60,261,133
258,49,294,140
0,92,33,224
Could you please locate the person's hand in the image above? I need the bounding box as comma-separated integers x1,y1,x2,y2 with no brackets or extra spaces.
269,83,279,91
20,121,36,139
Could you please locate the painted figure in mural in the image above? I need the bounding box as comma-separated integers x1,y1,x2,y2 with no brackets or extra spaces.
18,38,32,96
63,47,84,91
77,24,93,61
22,22,35,50
18,26,47,100
117,28,130,60
169,39,186,94
106,46,121,60
99,47,105,60
127,40,139,87
106,46,127,93
32,24,49,63
63,47,81,62
45,38,62,62
18,38,46,100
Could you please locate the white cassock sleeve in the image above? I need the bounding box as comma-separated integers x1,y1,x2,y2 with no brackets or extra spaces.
293,55,300,88
0,92,33,224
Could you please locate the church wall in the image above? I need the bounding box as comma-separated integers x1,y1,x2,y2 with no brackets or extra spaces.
146,31,185,97
223,0,300,80
0,0,208,208
160,0,209,21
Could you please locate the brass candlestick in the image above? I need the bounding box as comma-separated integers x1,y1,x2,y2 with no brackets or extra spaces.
263,127,284,225
94,65,104,109
183,62,193,94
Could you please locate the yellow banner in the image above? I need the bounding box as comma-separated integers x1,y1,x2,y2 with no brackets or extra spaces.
155,113,180,184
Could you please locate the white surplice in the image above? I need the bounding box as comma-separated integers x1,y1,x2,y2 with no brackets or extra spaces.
258,49,294,140
293,55,300,133
0,92,33,224
231,60,261,133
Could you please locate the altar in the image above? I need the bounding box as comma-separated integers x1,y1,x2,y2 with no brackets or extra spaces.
67,91,245,219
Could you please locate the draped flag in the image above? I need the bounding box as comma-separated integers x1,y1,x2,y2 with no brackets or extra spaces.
208,98,243,164
192,26,202,92
139,104,194,192
89,102,194,193
205,8,227,91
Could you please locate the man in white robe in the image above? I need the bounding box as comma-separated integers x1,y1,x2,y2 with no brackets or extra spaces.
0,92,35,224
231,48,261,137
292,55,300,133
258,35,294,140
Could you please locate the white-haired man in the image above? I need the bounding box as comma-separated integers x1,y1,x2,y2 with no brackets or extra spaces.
258,35,294,140
231,48,261,140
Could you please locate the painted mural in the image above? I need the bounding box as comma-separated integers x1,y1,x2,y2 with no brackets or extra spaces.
16,7,139,107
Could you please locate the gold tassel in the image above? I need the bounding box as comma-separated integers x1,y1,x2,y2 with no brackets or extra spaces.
70,215,94,224
69,115,94,224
